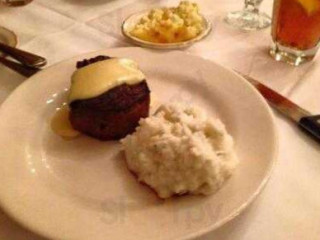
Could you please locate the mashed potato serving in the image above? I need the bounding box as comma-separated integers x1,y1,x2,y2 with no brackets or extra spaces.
130,1,205,43
121,103,239,199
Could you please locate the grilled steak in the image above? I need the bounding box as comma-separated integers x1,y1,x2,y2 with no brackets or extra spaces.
69,56,150,140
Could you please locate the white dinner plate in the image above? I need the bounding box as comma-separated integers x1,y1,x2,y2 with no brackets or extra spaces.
0,47,277,240
122,10,211,49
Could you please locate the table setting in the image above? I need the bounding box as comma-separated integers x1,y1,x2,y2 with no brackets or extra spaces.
0,0,319,240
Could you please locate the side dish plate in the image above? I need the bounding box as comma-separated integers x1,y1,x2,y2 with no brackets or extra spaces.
122,11,212,49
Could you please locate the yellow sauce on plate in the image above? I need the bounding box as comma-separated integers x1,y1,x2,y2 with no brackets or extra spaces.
51,104,80,139
68,58,145,103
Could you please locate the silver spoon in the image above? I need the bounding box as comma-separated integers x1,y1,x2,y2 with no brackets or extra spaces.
0,42,47,68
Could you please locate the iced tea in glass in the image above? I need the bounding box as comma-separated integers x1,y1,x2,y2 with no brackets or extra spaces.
270,0,320,65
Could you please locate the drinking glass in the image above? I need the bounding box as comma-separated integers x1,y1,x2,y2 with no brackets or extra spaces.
0,0,33,6
225,0,271,31
270,0,320,66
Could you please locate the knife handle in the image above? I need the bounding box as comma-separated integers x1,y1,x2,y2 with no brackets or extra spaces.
299,115,320,143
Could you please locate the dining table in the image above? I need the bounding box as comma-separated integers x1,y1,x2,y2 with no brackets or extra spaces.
0,0,319,240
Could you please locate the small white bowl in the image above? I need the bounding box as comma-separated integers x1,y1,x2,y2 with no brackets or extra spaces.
121,10,212,50
0,26,17,57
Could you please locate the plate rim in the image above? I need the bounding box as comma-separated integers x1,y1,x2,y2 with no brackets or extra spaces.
0,47,278,240
0,26,18,48
121,10,212,49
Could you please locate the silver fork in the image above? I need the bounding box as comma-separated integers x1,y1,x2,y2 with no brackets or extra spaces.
0,57,41,77
0,42,47,68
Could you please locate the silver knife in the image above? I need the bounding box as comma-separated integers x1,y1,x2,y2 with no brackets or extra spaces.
0,57,40,77
0,42,47,68
238,72,320,143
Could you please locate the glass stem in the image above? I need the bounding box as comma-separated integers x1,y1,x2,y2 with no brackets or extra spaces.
244,0,261,13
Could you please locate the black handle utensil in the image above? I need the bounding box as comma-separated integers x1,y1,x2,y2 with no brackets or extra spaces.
299,115,320,143
238,72,320,144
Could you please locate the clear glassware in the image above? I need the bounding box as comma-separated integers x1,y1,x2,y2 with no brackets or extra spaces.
0,0,33,7
270,0,320,66
224,0,271,31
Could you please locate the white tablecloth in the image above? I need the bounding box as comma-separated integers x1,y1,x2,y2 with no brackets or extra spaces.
0,0,319,239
